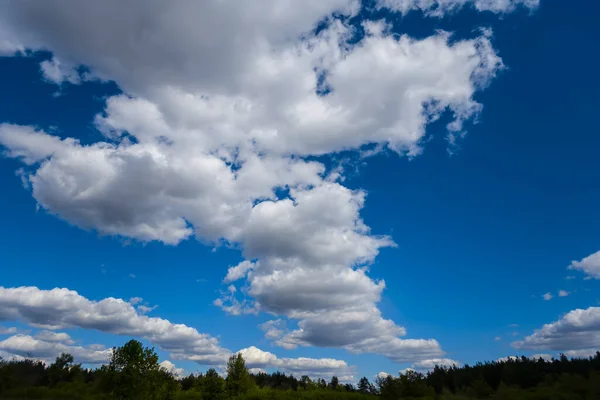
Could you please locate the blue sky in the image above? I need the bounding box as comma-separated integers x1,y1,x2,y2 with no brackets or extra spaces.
0,0,599,381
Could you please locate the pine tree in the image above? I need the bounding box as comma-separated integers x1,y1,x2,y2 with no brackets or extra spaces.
225,353,252,398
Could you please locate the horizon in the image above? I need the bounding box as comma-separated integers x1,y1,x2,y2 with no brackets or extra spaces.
0,0,599,382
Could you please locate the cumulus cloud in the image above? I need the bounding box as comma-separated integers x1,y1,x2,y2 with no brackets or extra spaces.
0,0,529,364
558,290,569,297
512,307,600,353
497,355,557,362
0,334,111,364
408,358,461,372
564,349,599,359
260,320,287,341
379,358,460,378
34,330,75,345
39,57,81,85
530,354,553,361
377,0,539,16
569,250,600,280
497,355,519,362
0,286,353,376
224,261,255,284
0,286,230,365
129,297,143,305
376,371,392,380
0,326,18,335
137,305,158,315
235,346,355,380
542,293,553,301
160,360,186,378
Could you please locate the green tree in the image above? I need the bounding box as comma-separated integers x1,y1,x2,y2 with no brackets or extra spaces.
329,376,339,390
47,353,75,387
358,377,375,394
299,375,314,390
226,353,253,398
108,339,175,400
204,368,226,400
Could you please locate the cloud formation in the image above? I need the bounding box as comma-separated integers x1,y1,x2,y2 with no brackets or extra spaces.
238,346,355,381
381,357,461,378
0,326,18,335
34,330,75,345
0,286,230,365
160,360,186,378
542,293,553,301
377,0,539,16
569,250,600,279
0,286,355,378
0,0,533,364
411,358,461,371
0,334,111,364
512,307,600,355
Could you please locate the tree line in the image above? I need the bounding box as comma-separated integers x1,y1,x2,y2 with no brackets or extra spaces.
0,339,599,399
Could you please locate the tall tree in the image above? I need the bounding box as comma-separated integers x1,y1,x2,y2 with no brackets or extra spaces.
358,376,375,394
204,368,226,400
47,353,74,387
108,339,174,400
329,376,340,390
226,353,253,398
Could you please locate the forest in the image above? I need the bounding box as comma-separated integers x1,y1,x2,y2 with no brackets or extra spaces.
0,339,599,400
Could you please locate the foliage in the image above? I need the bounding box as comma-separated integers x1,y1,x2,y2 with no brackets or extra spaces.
107,339,176,400
0,339,599,399
226,354,254,398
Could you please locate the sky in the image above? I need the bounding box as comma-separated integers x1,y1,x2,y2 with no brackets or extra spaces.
0,0,599,382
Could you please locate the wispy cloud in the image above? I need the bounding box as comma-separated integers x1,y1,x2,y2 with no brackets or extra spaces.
542,293,553,301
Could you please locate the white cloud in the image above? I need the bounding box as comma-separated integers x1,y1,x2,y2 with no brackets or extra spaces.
213,286,257,317
0,326,17,335
160,360,186,378
39,57,81,85
129,297,143,305
237,346,278,368
376,0,539,16
224,261,255,284
564,349,599,359
380,358,461,378
376,371,391,380
494,336,502,341
0,334,111,364
0,0,529,365
249,368,266,374
498,354,554,362
569,250,600,280
260,320,286,341
0,23,23,55
410,358,460,371
512,307,600,353
558,290,569,297
542,292,553,301
0,124,77,165
497,355,519,362
137,305,158,314
0,285,354,375
223,346,356,380
0,286,230,365
530,353,552,361
34,330,75,345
